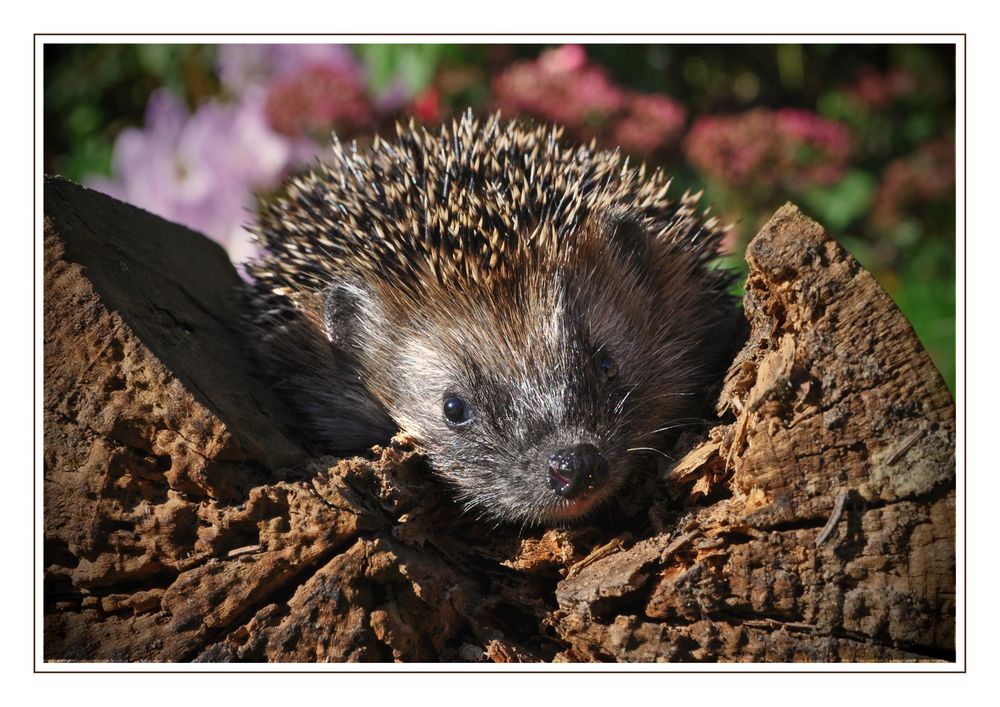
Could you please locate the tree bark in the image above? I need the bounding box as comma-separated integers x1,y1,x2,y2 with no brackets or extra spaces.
43,177,955,663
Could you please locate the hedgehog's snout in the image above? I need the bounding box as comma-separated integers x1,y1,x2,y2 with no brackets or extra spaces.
546,443,609,498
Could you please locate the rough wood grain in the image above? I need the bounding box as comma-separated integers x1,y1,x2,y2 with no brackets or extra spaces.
43,179,955,663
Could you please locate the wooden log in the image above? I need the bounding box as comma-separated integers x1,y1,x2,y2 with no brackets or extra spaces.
549,203,955,661
43,178,955,663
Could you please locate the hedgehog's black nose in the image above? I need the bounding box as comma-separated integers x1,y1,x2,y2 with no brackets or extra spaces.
547,443,609,498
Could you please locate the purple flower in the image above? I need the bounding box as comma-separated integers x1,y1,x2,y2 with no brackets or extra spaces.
218,43,364,96
86,89,316,263
218,43,407,116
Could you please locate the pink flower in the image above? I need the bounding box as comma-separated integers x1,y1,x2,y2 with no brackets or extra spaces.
265,64,373,138
493,45,625,129
685,110,783,188
492,44,692,157
539,44,587,73
775,108,851,185
850,66,918,109
610,93,687,155
872,138,955,229
684,108,851,190
86,89,315,263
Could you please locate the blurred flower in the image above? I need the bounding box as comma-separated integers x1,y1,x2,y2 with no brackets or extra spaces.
220,43,405,132
411,86,442,124
219,44,375,139
774,108,851,184
684,108,850,190
265,64,372,137
86,89,314,263
493,44,625,129
684,110,781,188
493,44,691,158
610,93,686,155
218,44,364,96
373,78,412,115
871,138,955,229
849,66,918,109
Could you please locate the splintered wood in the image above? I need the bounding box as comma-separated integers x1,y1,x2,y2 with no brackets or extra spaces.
44,180,955,663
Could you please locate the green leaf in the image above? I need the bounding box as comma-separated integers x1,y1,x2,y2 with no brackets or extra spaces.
356,44,445,96
802,170,877,231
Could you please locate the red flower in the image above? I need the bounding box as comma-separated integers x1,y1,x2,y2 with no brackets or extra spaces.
411,86,442,124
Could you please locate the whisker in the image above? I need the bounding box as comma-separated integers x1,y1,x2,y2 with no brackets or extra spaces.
626,446,677,462
616,389,699,411
614,383,639,415
642,419,715,436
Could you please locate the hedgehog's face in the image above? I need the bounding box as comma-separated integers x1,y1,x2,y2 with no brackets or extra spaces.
259,116,739,525
365,225,720,526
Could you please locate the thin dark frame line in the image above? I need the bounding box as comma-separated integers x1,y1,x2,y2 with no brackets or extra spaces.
35,32,966,37
33,32,37,675
34,669,968,674
961,35,967,672
34,33,966,673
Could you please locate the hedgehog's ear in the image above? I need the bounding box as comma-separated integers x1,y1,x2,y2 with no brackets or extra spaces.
605,214,652,268
321,281,385,349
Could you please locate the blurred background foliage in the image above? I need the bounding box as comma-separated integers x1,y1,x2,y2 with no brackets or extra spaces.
44,43,956,391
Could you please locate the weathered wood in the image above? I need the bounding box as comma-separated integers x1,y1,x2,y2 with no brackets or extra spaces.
43,179,955,663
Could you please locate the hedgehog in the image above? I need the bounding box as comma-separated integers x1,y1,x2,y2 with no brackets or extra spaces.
247,111,741,526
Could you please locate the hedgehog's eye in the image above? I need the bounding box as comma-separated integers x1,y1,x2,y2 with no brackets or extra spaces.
443,394,473,426
598,354,618,382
